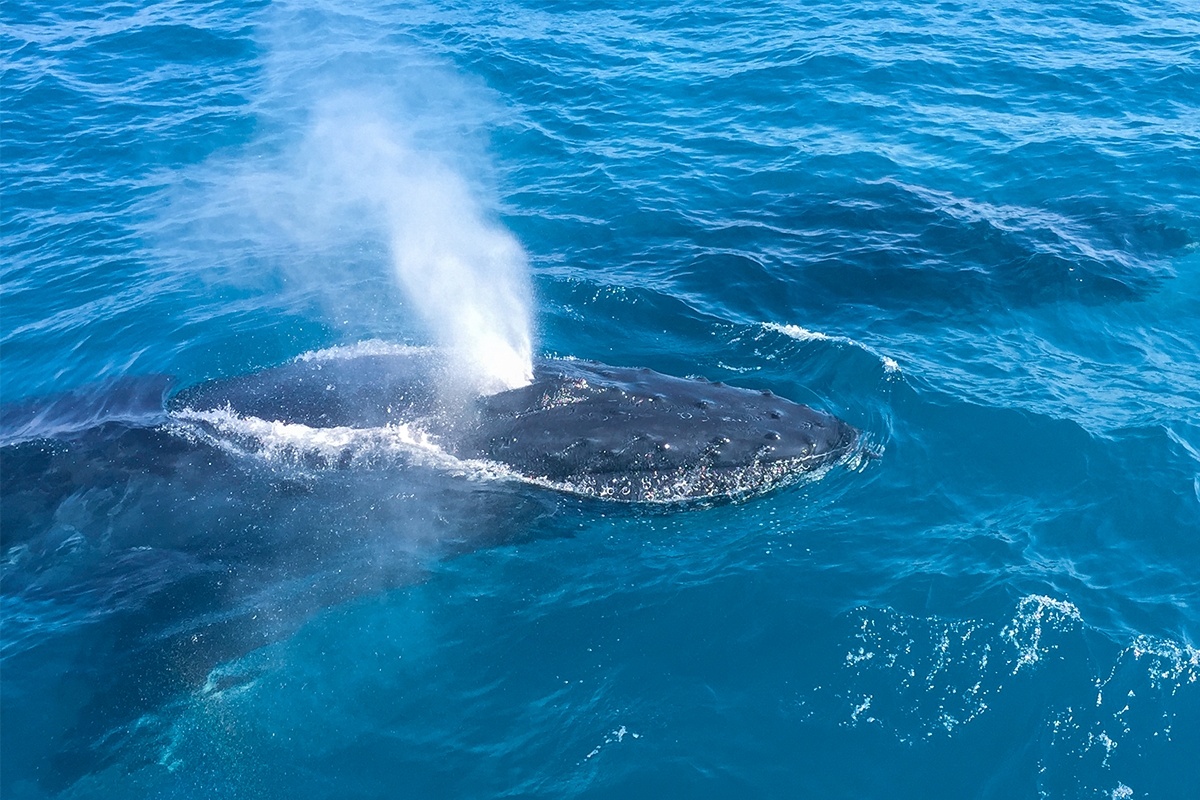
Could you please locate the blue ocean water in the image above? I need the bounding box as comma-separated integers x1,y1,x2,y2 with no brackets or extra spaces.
2,0,1199,796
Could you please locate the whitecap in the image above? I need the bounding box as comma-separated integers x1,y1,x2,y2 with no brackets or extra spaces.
762,322,900,374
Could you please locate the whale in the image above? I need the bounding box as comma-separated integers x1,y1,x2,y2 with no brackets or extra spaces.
0,349,859,787
167,351,859,503
3,350,858,504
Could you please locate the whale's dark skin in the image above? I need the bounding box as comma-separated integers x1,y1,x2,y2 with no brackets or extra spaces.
170,354,859,502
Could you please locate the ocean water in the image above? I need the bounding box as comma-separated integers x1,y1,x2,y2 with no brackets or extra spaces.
2,0,1199,796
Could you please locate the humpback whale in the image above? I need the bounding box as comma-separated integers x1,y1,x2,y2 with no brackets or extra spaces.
2,350,857,504
0,349,859,787
167,351,859,503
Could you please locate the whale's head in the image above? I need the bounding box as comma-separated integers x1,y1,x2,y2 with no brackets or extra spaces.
467,359,859,502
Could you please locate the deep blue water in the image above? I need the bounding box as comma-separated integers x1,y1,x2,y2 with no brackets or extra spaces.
3,0,1199,797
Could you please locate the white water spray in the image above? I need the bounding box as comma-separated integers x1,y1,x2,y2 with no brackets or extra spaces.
382,154,534,393
160,82,535,394
154,0,538,392
301,98,535,394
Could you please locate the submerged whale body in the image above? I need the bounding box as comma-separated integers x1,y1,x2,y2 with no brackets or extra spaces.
0,350,858,785
168,351,858,503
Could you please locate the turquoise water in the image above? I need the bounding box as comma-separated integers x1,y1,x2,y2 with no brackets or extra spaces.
3,0,1199,796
